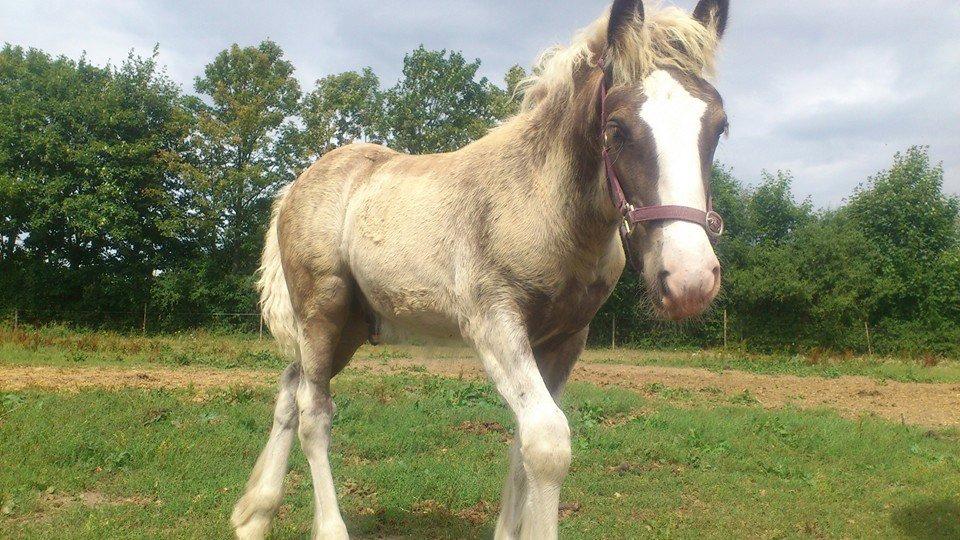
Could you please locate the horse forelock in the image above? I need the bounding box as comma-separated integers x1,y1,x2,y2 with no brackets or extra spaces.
520,4,721,113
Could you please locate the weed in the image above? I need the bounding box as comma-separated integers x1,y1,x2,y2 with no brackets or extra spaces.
218,385,268,404
922,354,941,368
575,401,607,427
368,348,412,361
420,378,501,408
729,390,759,405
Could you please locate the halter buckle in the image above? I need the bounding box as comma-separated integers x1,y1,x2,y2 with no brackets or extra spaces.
621,203,636,235
706,211,724,238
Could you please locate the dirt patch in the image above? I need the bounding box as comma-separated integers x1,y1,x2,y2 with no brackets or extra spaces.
354,359,960,428
559,501,582,520
455,420,512,443
0,365,273,395
2,359,958,428
411,499,495,526
7,489,158,525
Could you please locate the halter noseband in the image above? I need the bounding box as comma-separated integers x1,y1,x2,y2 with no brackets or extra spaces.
597,56,724,272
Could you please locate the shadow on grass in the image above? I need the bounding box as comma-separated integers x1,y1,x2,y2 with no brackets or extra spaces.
344,507,493,540
891,498,960,539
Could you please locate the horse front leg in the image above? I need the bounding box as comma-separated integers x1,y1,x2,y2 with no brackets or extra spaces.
494,329,589,539
467,307,572,540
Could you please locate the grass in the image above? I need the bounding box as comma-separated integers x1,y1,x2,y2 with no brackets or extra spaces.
1,371,959,539
3,324,960,383
582,347,960,384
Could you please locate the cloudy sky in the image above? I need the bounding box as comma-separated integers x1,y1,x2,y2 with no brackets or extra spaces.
3,0,958,206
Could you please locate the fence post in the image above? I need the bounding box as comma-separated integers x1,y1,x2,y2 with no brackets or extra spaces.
611,317,617,349
864,321,873,356
13,308,18,333
723,309,728,349
142,304,148,335
259,314,264,341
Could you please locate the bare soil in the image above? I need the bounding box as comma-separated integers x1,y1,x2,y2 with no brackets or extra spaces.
2,358,958,428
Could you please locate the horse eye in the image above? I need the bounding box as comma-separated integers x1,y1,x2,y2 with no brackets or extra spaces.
608,121,632,140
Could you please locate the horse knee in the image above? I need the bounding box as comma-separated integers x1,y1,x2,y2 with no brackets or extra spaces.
519,406,571,483
297,389,335,447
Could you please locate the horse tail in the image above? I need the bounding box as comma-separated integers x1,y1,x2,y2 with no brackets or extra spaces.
257,184,299,358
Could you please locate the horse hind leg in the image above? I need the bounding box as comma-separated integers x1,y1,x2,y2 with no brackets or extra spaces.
295,276,369,539
232,361,302,539
232,290,367,540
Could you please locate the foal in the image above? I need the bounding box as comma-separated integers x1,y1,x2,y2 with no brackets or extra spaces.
232,0,732,538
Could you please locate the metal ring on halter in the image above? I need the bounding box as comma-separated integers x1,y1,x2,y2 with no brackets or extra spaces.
706,211,724,238
621,203,635,234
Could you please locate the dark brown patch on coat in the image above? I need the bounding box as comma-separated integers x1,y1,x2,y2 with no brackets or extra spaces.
600,87,661,208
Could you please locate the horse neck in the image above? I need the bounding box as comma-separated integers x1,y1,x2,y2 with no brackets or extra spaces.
519,69,619,257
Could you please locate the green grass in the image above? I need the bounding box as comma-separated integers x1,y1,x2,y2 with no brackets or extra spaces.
586,347,960,383
2,372,958,539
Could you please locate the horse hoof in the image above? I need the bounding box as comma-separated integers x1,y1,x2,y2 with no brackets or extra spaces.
313,521,350,540
233,516,272,540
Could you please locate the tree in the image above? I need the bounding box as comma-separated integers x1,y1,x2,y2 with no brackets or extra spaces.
151,40,306,321
746,171,813,245
378,46,499,154
844,147,960,350
491,64,528,120
0,45,191,315
181,40,304,275
302,68,383,157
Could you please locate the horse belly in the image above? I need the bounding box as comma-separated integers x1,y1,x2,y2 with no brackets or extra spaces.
343,184,463,343
360,279,462,343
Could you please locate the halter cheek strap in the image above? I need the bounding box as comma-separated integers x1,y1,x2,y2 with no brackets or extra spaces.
597,56,724,272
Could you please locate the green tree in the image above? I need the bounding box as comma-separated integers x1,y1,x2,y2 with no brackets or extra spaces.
157,40,305,320
844,147,960,351
181,40,303,274
378,46,499,154
302,68,383,157
491,64,527,119
747,171,813,245
0,45,191,316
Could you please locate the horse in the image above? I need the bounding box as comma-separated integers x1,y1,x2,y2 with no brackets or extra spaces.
232,0,731,538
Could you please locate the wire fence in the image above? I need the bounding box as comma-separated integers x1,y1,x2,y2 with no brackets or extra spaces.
2,309,724,353
3,305,887,356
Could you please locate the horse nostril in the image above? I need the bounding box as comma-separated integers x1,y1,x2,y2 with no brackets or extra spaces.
657,270,672,299
712,265,722,282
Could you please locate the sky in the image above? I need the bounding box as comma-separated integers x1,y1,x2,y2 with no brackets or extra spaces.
2,0,959,206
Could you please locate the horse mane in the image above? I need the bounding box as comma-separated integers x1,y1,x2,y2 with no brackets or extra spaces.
520,3,720,112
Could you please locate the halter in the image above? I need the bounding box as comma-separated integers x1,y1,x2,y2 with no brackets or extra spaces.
597,56,724,272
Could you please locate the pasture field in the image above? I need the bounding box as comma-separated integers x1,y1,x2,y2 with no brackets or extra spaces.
3,325,960,383
1,327,959,538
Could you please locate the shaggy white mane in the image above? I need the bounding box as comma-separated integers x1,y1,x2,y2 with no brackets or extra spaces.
521,3,721,111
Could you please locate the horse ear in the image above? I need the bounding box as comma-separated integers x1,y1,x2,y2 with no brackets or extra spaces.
693,0,730,39
607,0,645,49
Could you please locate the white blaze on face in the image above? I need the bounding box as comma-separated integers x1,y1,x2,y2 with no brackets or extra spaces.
638,70,708,210
638,70,720,315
